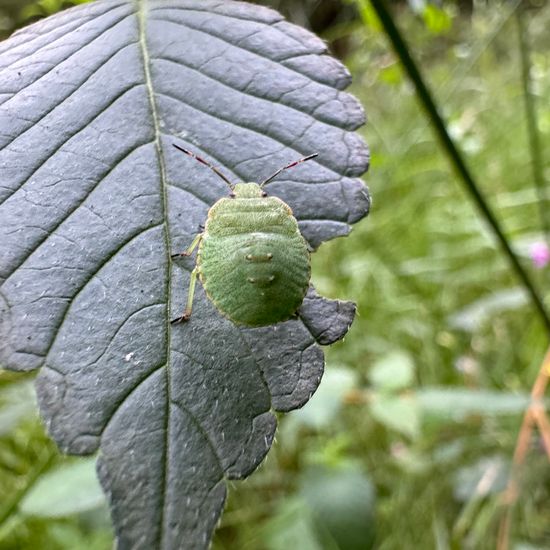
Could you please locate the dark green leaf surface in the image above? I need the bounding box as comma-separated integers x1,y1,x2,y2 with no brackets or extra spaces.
0,0,369,547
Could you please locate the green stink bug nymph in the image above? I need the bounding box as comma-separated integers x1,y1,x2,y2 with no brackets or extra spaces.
171,144,317,327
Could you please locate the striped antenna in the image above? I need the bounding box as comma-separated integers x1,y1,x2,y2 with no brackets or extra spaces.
260,153,318,188
173,144,234,190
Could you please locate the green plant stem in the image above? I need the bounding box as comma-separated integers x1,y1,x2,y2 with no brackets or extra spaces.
516,9,550,245
367,0,550,334
0,446,56,530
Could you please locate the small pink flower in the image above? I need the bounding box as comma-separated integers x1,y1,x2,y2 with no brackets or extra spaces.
530,242,550,269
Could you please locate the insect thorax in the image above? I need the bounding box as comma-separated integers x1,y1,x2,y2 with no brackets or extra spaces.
205,185,295,238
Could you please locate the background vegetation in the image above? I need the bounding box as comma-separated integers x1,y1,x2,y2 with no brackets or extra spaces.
1,1,549,549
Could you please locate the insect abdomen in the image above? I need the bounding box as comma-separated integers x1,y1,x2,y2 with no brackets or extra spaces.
198,197,310,326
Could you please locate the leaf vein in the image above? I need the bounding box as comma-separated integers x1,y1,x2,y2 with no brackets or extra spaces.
151,47,353,134
99,361,168,439
89,302,165,369
3,140,153,281
0,82,145,208
158,89,345,178
0,5,132,83
42,223,163,366
0,38,136,140
171,400,224,476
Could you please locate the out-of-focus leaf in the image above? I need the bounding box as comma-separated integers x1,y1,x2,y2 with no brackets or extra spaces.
422,5,452,35
264,498,322,550
369,350,415,391
447,288,528,332
370,394,420,438
379,63,403,85
0,0,369,546
19,458,106,517
453,455,508,502
417,388,532,420
391,445,430,474
0,380,36,435
300,464,376,550
290,366,357,429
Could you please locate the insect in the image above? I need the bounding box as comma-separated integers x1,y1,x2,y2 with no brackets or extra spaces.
171,144,317,327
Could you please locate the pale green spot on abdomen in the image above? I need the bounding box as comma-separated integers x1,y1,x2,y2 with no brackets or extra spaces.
199,232,309,326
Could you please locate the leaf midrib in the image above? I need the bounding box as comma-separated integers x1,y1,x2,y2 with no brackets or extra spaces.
136,0,172,547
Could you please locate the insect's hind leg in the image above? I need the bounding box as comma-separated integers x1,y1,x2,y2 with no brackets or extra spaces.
171,267,199,324
171,233,202,259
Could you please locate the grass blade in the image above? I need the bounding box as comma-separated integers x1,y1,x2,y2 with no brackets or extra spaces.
367,0,550,333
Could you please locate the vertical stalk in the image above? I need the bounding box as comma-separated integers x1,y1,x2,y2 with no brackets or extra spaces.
496,347,550,550
516,9,550,245
366,0,550,334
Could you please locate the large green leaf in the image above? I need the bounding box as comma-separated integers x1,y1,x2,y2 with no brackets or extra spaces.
0,0,369,547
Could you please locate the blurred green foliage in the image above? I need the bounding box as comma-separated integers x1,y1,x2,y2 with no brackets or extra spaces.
1,1,550,549
0,0,90,40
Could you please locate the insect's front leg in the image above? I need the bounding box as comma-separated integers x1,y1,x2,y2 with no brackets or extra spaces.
171,232,203,259
171,266,199,324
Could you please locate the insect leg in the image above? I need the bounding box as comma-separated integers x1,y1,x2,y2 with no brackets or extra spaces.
171,233,202,259
171,267,199,324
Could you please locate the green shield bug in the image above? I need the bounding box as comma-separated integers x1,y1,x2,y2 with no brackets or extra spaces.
171,144,317,327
